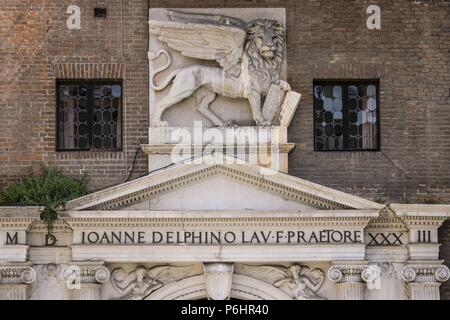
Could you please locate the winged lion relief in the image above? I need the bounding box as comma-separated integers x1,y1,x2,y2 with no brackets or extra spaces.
149,10,292,127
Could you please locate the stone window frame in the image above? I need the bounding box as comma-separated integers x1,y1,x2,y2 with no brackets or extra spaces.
313,79,381,152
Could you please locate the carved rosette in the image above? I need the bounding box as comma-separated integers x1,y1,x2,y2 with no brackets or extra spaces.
401,264,449,300
401,264,450,283
94,267,111,284
0,265,36,285
401,266,416,283
327,268,343,283
361,266,380,283
435,266,450,283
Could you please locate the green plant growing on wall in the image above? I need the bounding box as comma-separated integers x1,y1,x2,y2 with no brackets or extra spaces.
0,167,88,238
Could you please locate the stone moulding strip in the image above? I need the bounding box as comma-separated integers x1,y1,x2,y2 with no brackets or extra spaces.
140,143,296,155
83,165,350,211
29,220,72,232
63,216,373,229
399,216,447,227
70,244,367,263
0,207,43,217
64,209,379,218
390,204,450,217
0,218,36,230
366,217,407,230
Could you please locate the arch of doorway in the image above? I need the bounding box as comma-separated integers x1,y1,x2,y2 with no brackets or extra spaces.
146,274,292,300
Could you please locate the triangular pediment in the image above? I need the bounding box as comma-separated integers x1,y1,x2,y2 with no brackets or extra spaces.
65,156,384,212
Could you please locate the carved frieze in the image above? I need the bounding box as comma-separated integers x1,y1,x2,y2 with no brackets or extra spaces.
273,264,325,300
236,264,325,300
110,265,199,300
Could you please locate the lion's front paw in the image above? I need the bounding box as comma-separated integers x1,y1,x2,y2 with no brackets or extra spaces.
278,80,291,92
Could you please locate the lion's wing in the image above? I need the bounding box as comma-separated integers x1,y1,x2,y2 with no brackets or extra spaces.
149,20,246,77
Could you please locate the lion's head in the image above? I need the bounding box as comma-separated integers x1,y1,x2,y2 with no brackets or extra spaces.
244,19,285,93
246,19,285,64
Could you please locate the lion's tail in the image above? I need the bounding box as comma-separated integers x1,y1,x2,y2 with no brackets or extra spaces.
149,50,180,91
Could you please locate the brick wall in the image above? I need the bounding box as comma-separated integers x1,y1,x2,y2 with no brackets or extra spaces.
1,0,449,199
0,0,149,191
0,0,449,298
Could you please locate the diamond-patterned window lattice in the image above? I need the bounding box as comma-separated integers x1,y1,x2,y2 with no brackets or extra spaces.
314,81,379,151
57,81,122,151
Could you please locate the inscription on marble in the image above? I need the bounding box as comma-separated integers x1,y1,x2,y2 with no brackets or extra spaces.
417,230,432,243
77,229,363,245
6,232,18,244
367,232,403,246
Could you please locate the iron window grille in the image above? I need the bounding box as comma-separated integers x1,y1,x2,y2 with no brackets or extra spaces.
56,80,122,151
313,80,380,151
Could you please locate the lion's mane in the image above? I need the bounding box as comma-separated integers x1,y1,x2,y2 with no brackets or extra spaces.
244,19,285,96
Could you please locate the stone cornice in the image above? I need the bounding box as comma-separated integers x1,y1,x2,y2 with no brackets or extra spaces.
141,143,296,155
399,216,446,227
390,204,450,218
366,216,407,230
0,218,37,230
0,206,44,217
64,216,374,229
29,220,72,232
62,210,379,227
65,156,384,211
64,209,380,219
73,165,351,211
0,207,42,231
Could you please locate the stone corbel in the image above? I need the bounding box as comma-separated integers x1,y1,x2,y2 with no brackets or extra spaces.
401,262,450,300
0,264,37,300
203,263,234,300
327,263,379,300
63,262,110,300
